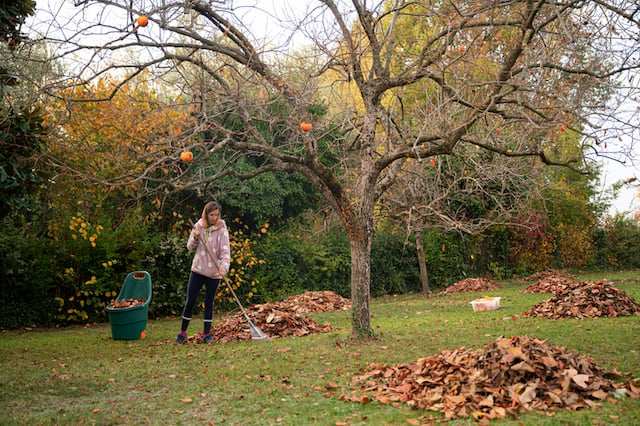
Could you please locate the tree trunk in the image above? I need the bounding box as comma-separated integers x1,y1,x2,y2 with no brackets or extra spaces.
415,228,430,296
349,234,372,336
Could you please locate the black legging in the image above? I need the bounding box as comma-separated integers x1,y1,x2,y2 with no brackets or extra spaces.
180,271,221,334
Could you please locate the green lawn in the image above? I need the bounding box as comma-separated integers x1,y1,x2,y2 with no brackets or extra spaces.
1,271,639,425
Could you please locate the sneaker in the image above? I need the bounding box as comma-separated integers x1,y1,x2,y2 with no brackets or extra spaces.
202,334,213,344
173,333,187,345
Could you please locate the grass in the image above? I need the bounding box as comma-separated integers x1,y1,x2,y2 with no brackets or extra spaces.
1,270,639,425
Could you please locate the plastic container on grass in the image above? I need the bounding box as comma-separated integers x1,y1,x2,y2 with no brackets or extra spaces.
470,296,501,312
106,271,152,340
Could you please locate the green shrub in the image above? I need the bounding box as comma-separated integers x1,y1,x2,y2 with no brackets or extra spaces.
251,231,322,301
370,226,421,297
421,229,475,289
0,207,165,328
141,233,192,318
251,220,424,301
597,216,640,269
0,215,58,328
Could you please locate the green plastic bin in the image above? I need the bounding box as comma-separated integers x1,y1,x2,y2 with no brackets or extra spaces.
106,271,152,340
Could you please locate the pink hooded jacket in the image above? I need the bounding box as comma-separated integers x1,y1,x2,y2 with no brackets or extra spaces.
187,218,231,279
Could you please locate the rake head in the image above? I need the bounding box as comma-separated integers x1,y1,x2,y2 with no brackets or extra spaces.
248,319,270,341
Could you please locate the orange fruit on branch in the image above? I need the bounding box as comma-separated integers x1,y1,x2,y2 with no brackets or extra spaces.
300,122,312,132
181,151,193,162
137,15,149,27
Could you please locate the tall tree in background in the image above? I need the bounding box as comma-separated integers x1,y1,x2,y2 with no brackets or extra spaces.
43,77,199,225
380,145,542,294
31,1,640,337
0,0,48,218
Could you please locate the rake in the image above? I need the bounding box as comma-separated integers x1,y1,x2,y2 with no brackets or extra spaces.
189,220,270,341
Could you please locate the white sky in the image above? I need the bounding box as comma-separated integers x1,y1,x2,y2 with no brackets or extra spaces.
600,157,639,216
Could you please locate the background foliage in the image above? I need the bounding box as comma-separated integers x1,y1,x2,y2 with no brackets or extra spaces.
3,195,640,329
2,3,640,330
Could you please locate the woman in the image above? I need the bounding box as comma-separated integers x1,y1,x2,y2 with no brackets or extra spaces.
173,201,231,345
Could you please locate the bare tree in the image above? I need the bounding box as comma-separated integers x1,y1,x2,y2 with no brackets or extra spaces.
29,0,640,337
380,144,545,295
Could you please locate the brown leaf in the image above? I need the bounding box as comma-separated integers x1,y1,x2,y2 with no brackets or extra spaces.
478,395,494,407
540,356,558,368
507,346,525,359
519,385,537,404
591,389,609,399
492,406,507,418
446,395,466,405
396,383,413,393
511,361,535,372
571,374,590,389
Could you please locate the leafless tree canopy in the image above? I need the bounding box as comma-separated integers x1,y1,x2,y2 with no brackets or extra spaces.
27,0,640,335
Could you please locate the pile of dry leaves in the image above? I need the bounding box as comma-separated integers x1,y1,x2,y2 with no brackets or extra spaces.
522,280,640,319
181,291,347,344
439,277,500,294
522,276,578,294
522,270,579,294
107,298,146,309
279,290,351,314
523,269,577,282
209,303,332,343
345,335,639,422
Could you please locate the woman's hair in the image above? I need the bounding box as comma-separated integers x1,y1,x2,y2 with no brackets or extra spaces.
201,201,222,227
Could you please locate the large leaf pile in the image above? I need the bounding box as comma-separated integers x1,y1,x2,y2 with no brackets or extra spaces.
345,335,639,421
522,270,579,294
522,269,577,282
182,291,347,344
279,290,351,314
210,304,332,343
522,280,640,319
439,278,500,294
522,276,578,294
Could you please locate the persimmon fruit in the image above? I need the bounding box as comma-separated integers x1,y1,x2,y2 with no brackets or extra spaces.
300,122,312,132
181,151,193,162
137,15,149,27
